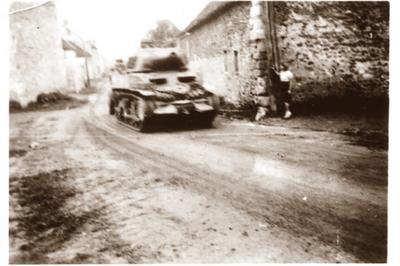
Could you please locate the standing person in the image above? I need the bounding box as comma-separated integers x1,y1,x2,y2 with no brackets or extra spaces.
273,64,294,119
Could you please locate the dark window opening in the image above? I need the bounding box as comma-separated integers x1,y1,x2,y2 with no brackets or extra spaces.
223,50,228,72
234,50,239,73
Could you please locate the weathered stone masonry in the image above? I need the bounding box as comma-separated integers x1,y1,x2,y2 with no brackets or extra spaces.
178,1,389,112
178,2,253,103
274,1,389,104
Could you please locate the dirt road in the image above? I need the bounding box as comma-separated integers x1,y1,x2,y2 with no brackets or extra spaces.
9,88,387,263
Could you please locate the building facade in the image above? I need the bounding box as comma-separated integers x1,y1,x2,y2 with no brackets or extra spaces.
10,1,67,107
178,2,253,103
10,1,106,106
178,1,389,110
62,27,106,92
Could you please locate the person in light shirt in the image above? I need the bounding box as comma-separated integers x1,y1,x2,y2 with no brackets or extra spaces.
273,64,294,119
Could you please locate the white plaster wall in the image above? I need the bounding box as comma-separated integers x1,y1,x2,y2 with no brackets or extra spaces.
189,56,247,103
179,2,252,104
64,50,86,92
188,56,230,98
10,1,67,106
87,50,105,80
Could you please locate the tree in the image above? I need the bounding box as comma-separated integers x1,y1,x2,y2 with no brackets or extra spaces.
143,20,180,48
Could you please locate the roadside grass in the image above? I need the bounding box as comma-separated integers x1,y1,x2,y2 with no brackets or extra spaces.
218,99,388,150
218,101,257,121
260,114,388,150
10,92,88,113
9,149,28,158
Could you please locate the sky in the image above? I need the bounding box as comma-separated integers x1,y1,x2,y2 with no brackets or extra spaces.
56,0,211,62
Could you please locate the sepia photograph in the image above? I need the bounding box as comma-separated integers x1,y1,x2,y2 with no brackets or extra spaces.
3,0,398,264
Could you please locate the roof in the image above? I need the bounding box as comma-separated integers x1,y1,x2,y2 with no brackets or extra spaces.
179,1,238,36
62,39,91,57
9,1,52,15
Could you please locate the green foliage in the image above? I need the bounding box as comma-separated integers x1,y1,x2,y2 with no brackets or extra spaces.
143,20,180,48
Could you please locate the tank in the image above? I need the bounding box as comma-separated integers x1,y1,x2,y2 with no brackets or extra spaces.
109,48,220,132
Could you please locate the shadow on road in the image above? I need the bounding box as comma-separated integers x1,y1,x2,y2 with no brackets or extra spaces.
10,169,103,264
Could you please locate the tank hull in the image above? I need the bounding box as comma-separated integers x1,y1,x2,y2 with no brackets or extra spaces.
108,48,220,132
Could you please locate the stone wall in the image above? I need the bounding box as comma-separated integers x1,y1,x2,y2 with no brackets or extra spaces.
273,1,389,104
179,2,252,103
10,1,67,107
180,1,389,112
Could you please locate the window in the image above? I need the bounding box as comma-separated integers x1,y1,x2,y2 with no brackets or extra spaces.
223,50,228,72
234,50,239,74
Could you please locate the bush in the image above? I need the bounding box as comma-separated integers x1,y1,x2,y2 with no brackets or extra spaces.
9,100,22,112
10,92,86,113
36,92,72,104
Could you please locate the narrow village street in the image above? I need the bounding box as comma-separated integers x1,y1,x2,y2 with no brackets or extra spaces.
7,1,392,263
9,84,387,263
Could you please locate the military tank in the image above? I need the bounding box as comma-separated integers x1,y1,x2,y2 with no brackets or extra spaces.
109,48,220,132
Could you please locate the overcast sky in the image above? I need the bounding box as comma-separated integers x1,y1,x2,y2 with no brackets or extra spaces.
56,0,211,62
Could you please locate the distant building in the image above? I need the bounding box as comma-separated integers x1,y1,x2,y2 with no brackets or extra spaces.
9,1,67,106
86,41,106,82
62,24,106,92
178,1,389,110
62,31,90,93
9,1,106,106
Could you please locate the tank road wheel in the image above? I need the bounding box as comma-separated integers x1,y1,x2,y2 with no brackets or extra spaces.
132,98,149,132
115,98,127,121
114,97,153,132
116,106,124,121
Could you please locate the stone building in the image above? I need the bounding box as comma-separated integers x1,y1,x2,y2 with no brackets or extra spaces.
178,1,389,112
10,1,67,107
10,1,106,106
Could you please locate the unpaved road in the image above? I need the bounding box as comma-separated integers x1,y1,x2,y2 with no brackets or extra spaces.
9,87,387,263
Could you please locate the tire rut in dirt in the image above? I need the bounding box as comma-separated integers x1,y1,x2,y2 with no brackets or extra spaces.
84,117,386,262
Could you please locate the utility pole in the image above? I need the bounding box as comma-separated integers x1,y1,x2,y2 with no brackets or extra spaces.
249,1,282,115
266,1,280,70
78,35,91,89
84,55,91,89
